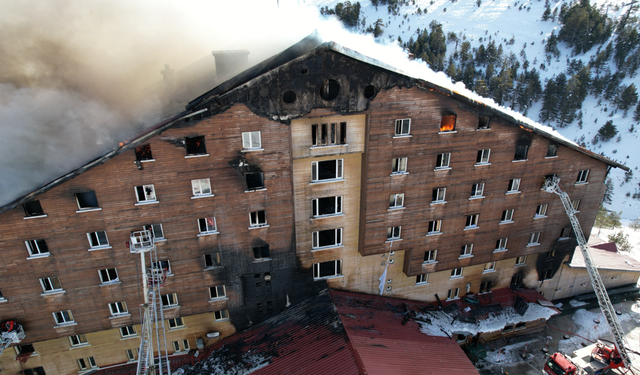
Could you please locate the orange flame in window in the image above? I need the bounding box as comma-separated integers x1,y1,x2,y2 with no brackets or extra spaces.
440,115,456,132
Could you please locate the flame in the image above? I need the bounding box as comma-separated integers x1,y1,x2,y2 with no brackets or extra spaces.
440,115,456,132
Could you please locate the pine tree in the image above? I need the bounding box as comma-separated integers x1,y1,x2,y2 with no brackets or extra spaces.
539,79,559,122
616,84,639,115
597,120,618,142
474,79,489,97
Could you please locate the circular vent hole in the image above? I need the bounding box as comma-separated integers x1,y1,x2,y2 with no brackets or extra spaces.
320,79,340,101
364,85,376,99
282,90,297,104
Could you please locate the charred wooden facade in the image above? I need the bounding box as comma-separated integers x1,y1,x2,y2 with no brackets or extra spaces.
0,36,626,373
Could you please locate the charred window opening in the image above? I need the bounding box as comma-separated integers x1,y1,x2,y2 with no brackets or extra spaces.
185,136,206,155
311,122,346,146
478,116,490,129
246,172,265,190
204,253,222,268
252,245,270,260
560,227,572,239
135,144,153,161
312,228,342,249
301,68,309,75
543,174,557,189
282,90,297,104
312,196,342,217
22,368,45,375
313,260,342,279
16,344,35,356
312,159,343,181
320,79,340,101
547,143,558,157
479,281,493,293
23,200,44,217
440,114,456,132
511,273,523,287
364,85,377,99
514,135,530,161
75,191,99,210
515,322,526,330
541,268,554,280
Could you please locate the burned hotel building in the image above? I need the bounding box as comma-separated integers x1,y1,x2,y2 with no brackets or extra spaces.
0,35,627,373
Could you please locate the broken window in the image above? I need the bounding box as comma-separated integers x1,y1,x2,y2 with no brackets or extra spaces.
478,116,490,129
23,200,45,217
470,183,485,198
209,285,226,300
394,119,411,136
559,227,572,239
320,79,340,101
495,238,508,251
109,301,128,316
252,245,270,260
75,191,99,210
479,281,493,293
40,276,62,293
392,157,408,173
460,244,473,258
135,144,153,161
535,204,548,217
515,322,527,330
53,310,74,325
447,288,459,300
185,136,207,155
387,226,401,240
451,267,463,278
511,274,523,287
416,274,428,284
440,114,456,132
515,256,527,266
191,178,212,197
541,268,554,280
507,178,521,193
313,260,342,279
311,159,343,181
312,196,342,217
98,268,119,284
161,293,178,308
242,131,262,150
514,135,530,161
312,228,342,249
571,199,581,212
145,224,164,240
501,209,514,223
484,262,496,272
424,250,437,263
77,357,97,371
465,214,479,228
249,211,267,228
432,188,446,203
21,367,45,375
311,122,347,146
476,149,491,164
168,317,184,329
576,169,590,183
528,232,541,245
389,193,404,209
204,253,222,268
120,326,137,338
87,231,109,249
198,217,217,234
427,220,442,235
547,143,558,157
69,334,87,347
546,250,556,259
502,325,514,333
25,239,49,257
245,172,265,191
214,309,229,321
435,153,451,169
135,184,157,203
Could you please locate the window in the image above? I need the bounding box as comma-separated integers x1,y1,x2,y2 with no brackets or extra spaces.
242,131,262,150
515,256,527,266
478,116,490,129
495,238,508,252
514,136,530,160
252,245,270,260
312,196,342,217
69,334,88,347
120,326,137,338
173,340,190,352
135,144,153,161
427,220,442,235
435,153,451,169
87,231,109,249
507,178,521,193
312,228,342,249
40,276,63,293
108,301,128,316
75,191,99,210
465,214,479,229
387,226,401,241
209,285,226,300
126,349,137,361
528,232,541,246
576,169,590,183
185,136,206,155
77,357,97,370
470,183,485,198
432,188,446,203
535,204,548,217
571,199,581,212
515,322,527,330
98,268,118,284
25,239,49,257
245,172,265,191
389,193,404,209
53,310,74,325
204,253,222,268
311,122,347,146
394,118,411,136
501,209,514,223
440,114,456,132
547,143,558,157
134,185,156,203
479,281,493,293
424,250,437,263
460,244,473,258
503,325,514,333
542,268,554,280
198,217,217,234
311,159,343,182
476,149,491,165
484,262,496,272
447,288,459,300
392,157,408,173
168,318,184,329
451,267,463,278
191,178,212,197
559,227,572,240
546,250,556,260
416,274,428,284
249,211,267,228
146,224,164,240
161,293,178,308
214,309,230,321
23,201,45,217
313,260,342,279
151,260,171,275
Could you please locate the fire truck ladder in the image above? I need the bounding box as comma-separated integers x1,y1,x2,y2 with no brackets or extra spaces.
130,230,171,375
0,320,25,357
542,176,635,370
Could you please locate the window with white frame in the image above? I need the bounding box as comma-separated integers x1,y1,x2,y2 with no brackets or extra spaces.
25,239,49,257
470,183,485,198
495,238,508,251
209,285,226,300
387,226,401,241
576,169,590,183
214,309,230,321
146,224,164,240
501,209,514,223
69,334,88,347
423,250,437,263
484,262,496,272
389,193,404,209
313,260,342,279
559,227,572,240
151,260,171,275
75,191,99,210
77,357,97,370
394,118,411,136
172,339,190,353
416,274,428,284
191,178,212,197
460,244,473,258
528,232,541,245
476,149,491,165
108,301,128,316
515,256,527,266
198,217,218,234
392,157,408,173
447,288,459,300
98,268,118,284
53,310,74,325
168,317,184,329
242,131,262,150
535,204,548,217
571,199,581,212
427,220,442,235
435,153,451,169
40,276,63,293
87,231,109,249
312,196,342,217
311,123,347,147
249,211,267,227
465,214,479,228
432,188,446,203
120,326,137,338
507,178,521,193
451,267,463,278
311,159,343,182
547,143,558,157
312,228,342,249
161,293,178,308
126,349,137,361
204,253,222,268
134,184,156,203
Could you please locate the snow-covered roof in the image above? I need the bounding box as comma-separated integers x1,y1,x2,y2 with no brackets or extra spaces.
569,242,640,272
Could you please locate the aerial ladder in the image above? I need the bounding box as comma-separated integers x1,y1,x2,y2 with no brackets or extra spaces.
0,320,25,357
542,176,637,375
129,229,171,375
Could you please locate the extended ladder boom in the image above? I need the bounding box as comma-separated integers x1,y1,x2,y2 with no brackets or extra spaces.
542,177,633,369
